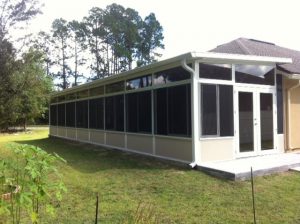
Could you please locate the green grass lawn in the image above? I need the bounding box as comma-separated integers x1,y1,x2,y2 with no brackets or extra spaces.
1,129,300,223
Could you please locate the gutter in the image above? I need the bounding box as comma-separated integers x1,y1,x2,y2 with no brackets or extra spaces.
287,80,300,150
181,58,198,168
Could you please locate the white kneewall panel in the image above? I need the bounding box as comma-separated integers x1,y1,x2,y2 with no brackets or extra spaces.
200,138,235,162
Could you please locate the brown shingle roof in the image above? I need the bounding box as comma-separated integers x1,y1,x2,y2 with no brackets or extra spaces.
210,38,300,74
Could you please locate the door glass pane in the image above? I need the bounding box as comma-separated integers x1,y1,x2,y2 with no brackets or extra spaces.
239,92,254,152
260,93,274,150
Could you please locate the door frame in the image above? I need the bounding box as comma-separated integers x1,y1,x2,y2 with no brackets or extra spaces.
234,85,277,158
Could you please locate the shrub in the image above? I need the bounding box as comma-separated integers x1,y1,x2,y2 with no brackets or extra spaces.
0,143,67,223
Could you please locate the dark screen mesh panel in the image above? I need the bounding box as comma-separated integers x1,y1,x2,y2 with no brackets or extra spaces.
89,98,104,129
277,74,283,134
155,84,191,137
66,102,76,127
201,85,217,135
57,104,65,126
50,105,57,125
105,95,124,131
219,85,234,136
168,85,190,136
155,88,167,135
126,93,138,132
76,100,88,128
138,91,152,133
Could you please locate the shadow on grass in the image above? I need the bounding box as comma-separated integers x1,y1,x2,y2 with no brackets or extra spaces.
15,137,188,174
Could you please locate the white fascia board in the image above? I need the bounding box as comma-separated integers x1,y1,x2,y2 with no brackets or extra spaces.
51,52,292,97
190,52,292,64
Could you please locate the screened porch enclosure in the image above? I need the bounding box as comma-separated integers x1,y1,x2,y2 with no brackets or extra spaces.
49,52,289,164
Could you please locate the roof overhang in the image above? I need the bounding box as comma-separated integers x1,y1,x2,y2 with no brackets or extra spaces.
51,52,292,97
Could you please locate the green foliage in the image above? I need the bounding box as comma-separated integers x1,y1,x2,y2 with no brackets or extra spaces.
0,143,67,223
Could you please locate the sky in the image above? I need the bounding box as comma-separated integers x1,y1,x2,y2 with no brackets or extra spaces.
21,0,300,60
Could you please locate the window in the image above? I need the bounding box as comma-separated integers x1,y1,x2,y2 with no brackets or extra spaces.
155,84,191,137
277,74,283,134
126,75,152,90
235,64,275,85
201,84,233,136
106,81,125,94
90,86,104,97
105,95,124,131
66,102,76,127
154,66,190,85
76,100,88,128
89,98,104,129
199,63,232,80
126,91,152,133
57,104,65,126
50,105,57,125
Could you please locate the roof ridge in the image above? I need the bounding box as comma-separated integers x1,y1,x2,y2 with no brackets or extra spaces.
236,38,253,55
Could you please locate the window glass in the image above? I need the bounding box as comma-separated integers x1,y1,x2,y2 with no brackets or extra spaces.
77,90,89,99
235,64,275,85
105,95,124,131
219,85,234,136
57,104,65,126
153,66,190,85
155,84,191,137
66,102,76,127
199,63,232,80
106,81,125,94
201,85,217,135
50,105,57,125
90,86,104,97
65,93,77,101
89,98,104,129
76,100,88,128
276,74,283,134
126,75,152,90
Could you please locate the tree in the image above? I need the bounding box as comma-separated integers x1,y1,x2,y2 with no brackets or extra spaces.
136,13,164,67
13,49,52,130
51,18,71,89
68,20,87,86
0,0,42,39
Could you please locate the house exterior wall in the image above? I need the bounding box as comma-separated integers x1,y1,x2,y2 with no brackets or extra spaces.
283,78,300,150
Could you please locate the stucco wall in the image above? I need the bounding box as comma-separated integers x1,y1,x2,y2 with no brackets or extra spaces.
200,138,234,162
284,78,300,150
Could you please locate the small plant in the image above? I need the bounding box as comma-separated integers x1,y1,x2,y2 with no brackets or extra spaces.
0,143,67,223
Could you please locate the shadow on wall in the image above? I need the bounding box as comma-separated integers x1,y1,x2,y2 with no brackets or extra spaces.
14,137,187,174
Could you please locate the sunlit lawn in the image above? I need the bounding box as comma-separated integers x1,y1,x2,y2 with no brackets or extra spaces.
1,128,300,223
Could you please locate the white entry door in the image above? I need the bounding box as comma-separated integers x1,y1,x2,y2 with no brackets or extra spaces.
235,86,277,157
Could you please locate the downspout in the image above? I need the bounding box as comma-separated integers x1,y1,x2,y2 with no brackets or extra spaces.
181,58,199,168
287,80,300,150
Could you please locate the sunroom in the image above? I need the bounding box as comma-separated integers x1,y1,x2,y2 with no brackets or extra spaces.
49,52,291,166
